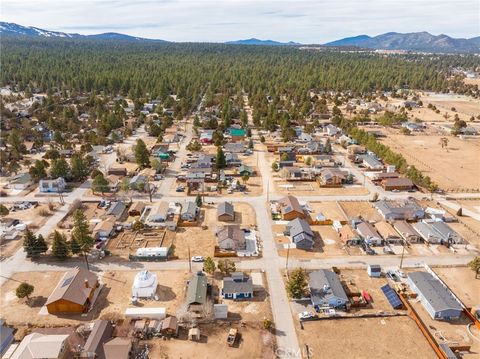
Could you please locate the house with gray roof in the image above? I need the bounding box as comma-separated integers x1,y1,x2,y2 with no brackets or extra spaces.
308,269,349,309
286,218,314,250
412,222,442,244
181,201,199,222
225,153,242,166
356,222,383,246
431,221,462,244
407,272,462,320
221,272,253,299
375,200,424,221
106,201,126,220
224,142,245,153
217,226,246,251
217,202,235,221
360,154,383,170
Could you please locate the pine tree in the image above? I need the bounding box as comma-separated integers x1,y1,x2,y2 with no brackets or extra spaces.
23,229,38,258
71,210,94,269
286,268,307,299
195,194,202,207
203,257,216,275
69,237,82,255
50,157,70,179
134,139,150,168
36,234,48,255
70,154,88,181
29,160,48,182
216,147,226,169
16,283,34,300
92,173,109,194
51,231,70,260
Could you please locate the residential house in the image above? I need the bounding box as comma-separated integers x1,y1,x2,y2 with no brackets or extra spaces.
45,267,99,314
375,200,425,221
286,218,314,250
431,221,462,244
308,269,349,309
39,178,66,193
181,201,199,222
128,202,145,217
199,130,214,144
221,272,253,299
105,175,120,193
217,225,246,251
280,167,314,181
129,175,148,191
361,155,384,170
224,143,245,153
325,124,340,136
217,202,235,221
105,201,126,220
8,173,32,190
278,196,306,221
107,166,127,177
186,272,208,312
297,132,313,143
407,272,462,321
393,221,421,243
93,217,116,240
146,202,171,224
338,224,362,245
374,221,402,244
382,177,414,191
10,333,70,359
356,222,383,246
225,153,242,167
412,222,442,244
229,128,246,142
318,168,348,187
310,155,335,168
82,319,113,359
238,164,253,177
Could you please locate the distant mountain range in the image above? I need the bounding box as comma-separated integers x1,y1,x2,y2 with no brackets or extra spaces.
1,22,478,53
225,38,300,46
325,32,480,53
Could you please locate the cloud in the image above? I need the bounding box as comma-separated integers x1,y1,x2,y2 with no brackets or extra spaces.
1,0,478,43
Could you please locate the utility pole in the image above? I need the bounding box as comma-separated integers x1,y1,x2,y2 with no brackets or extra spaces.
399,242,406,269
266,181,270,202
285,244,290,277
187,243,192,273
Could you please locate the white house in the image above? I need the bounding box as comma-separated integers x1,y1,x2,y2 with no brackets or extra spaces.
39,177,66,193
8,173,32,190
132,270,158,298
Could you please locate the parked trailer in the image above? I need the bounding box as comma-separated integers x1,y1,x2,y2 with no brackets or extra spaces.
125,307,166,320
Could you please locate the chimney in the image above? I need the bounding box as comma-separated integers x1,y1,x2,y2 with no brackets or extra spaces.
84,279,89,289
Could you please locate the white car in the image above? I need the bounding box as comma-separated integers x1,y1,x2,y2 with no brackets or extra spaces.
191,256,204,262
298,311,316,320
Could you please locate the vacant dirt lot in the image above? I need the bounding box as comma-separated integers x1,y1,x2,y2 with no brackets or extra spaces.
297,316,435,359
6,202,58,230
339,201,383,222
175,226,216,259
308,201,347,222
380,131,480,190
434,267,480,308
274,180,369,197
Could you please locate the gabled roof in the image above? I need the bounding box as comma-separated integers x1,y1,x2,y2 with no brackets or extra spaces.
181,201,198,216
278,195,304,216
103,337,131,359
218,202,234,217
11,333,69,359
222,276,253,295
287,218,313,238
408,272,462,313
186,272,208,305
309,269,348,304
356,222,381,240
46,267,98,306
217,226,245,250
83,320,113,359
106,201,126,217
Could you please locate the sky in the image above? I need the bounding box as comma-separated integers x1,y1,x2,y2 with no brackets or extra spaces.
1,0,479,43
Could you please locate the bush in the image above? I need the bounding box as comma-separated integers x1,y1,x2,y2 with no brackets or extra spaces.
16,283,34,300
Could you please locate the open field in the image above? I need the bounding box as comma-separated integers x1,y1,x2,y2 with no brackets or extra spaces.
297,317,436,359
420,93,480,118
307,201,347,222
174,227,216,259
274,180,369,196
379,131,480,190
434,267,480,308
0,270,190,327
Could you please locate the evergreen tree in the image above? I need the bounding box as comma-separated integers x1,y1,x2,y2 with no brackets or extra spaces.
218,259,236,275
216,147,226,169
29,160,48,182
203,257,216,275
0,204,9,216
51,231,70,260
16,283,34,300
71,210,94,269
286,268,307,299
36,234,48,255
69,237,82,255
195,194,202,207
92,173,109,194
134,139,150,168
23,229,38,258
70,154,88,181
50,157,70,179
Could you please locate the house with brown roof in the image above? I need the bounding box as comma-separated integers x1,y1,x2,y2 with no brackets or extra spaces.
382,177,414,191
356,222,383,246
317,168,349,187
82,320,113,359
93,217,116,239
217,225,246,251
103,338,132,359
374,221,402,244
128,202,145,216
10,333,70,359
277,195,306,221
393,221,421,243
46,267,99,314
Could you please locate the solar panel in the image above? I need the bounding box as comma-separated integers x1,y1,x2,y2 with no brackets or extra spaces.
380,284,402,309
62,276,74,287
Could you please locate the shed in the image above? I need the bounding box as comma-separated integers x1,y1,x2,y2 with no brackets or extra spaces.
103,337,132,359
83,319,113,359
160,317,179,336
128,202,145,216
367,264,381,278
188,328,201,341
214,304,228,319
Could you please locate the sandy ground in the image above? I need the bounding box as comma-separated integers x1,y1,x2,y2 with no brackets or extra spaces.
174,227,216,259
409,299,479,358
5,202,58,230
0,270,190,327
420,93,479,119
297,317,436,359
433,267,480,308
339,201,383,222
59,202,107,230
380,129,480,190
274,180,369,196
307,201,347,222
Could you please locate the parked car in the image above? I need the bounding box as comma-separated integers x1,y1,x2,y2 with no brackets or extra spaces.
298,311,316,320
386,270,400,282
154,174,164,180
191,256,204,262
176,186,185,192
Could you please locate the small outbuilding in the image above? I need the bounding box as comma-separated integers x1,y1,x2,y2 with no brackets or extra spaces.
131,271,158,298
160,316,179,336
367,264,381,278
188,328,201,341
